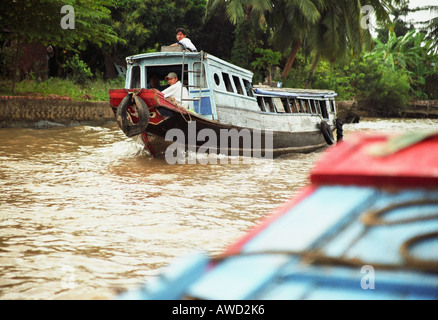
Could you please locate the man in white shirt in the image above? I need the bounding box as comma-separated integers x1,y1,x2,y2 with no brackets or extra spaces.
162,72,190,108
171,28,197,52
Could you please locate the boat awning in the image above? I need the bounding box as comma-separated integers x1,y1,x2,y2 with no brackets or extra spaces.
254,88,337,99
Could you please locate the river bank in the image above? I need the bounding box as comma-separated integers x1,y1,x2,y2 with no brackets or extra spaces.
0,95,115,128
336,99,438,121
1,95,437,129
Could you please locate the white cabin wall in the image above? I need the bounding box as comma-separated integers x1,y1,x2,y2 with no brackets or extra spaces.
217,106,323,132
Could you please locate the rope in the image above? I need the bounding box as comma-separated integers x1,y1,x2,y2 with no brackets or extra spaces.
400,232,438,271
168,97,192,123
361,199,438,226
211,199,438,274
211,242,438,274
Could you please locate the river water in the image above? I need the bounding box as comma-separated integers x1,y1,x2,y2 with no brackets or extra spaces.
0,117,436,300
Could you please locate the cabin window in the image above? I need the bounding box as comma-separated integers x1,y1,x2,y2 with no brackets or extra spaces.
243,79,254,97
232,76,244,95
193,62,207,88
301,100,310,113
297,100,303,112
130,65,141,89
289,99,298,113
310,100,317,114
214,73,221,86
321,100,329,118
307,100,313,113
281,98,292,113
330,100,336,112
264,97,275,112
302,100,309,113
222,72,234,93
298,100,304,112
257,97,266,111
144,65,187,88
315,100,322,114
273,98,285,113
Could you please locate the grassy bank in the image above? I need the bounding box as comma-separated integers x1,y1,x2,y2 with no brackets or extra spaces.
0,76,126,101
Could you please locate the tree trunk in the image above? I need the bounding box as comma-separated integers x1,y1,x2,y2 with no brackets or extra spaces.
281,41,302,80
103,51,117,80
305,50,320,89
11,37,21,94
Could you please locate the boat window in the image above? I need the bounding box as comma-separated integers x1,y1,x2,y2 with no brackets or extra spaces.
295,100,303,113
289,99,298,113
257,97,266,111
232,76,244,95
308,100,314,113
144,65,187,88
130,65,141,89
145,67,168,89
315,100,322,114
309,100,315,113
222,72,234,93
298,100,304,112
273,98,285,113
193,62,207,88
281,98,292,113
330,100,336,112
214,73,221,86
243,79,254,97
264,97,275,112
301,100,310,113
321,100,329,118
311,100,318,113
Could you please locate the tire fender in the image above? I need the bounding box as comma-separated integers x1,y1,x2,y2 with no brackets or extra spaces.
116,93,149,137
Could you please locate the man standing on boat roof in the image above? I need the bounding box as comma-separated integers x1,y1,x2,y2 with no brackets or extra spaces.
171,28,197,52
162,72,190,108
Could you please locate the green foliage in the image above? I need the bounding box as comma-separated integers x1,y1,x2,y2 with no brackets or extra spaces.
1,0,435,117
63,54,93,87
353,59,410,116
231,22,252,69
0,46,15,78
0,0,122,50
282,56,410,117
366,30,438,100
1,76,125,101
251,48,281,70
251,48,281,83
109,0,206,57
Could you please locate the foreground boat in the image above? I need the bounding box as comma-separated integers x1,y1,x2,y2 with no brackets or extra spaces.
119,131,438,299
109,48,342,158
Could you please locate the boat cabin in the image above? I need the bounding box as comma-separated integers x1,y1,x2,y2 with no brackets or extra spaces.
254,87,337,118
125,48,257,121
124,48,337,125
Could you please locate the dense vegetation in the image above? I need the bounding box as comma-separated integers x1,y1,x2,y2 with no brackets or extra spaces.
0,0,437,116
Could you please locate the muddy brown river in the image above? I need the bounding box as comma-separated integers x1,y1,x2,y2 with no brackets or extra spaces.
0,118,436,299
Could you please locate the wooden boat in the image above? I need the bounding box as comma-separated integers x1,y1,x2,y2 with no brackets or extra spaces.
109,47,342,158
118,130,438,299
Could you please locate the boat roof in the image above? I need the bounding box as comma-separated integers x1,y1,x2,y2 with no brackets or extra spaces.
125,51,337,98
126,51,253,77
254,86,337,98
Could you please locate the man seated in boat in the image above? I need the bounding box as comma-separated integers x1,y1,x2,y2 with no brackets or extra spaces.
170,28,197,52
162,72,189,108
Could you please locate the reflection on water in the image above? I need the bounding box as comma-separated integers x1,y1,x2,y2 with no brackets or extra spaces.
0,118,436,299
